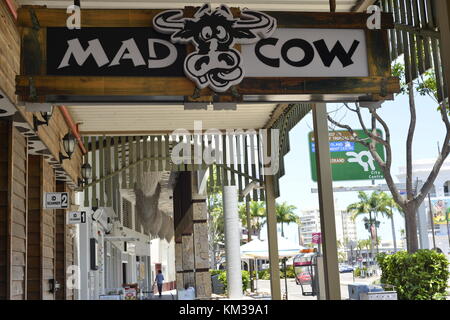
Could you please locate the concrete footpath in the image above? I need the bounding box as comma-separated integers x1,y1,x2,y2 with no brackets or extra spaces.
145,289,178,300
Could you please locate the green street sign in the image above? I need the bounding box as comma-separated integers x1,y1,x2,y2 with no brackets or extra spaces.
308,130,385,182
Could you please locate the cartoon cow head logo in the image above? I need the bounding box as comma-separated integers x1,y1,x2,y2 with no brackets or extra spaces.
153,4,276,92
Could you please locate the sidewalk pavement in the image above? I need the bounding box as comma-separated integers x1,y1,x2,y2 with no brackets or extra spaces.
145,289,177,300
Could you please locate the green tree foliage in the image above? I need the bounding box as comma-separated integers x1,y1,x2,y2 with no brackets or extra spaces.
217,270,251,293
348,192,396,239
392,62,407,94
377,192,403,218
257,267,295,279
377,250,450,300
377,192,403,251
280,265,296,278
354,267,367,277
392,62,448,110
238,200,299,238
347,191,382,222
238,201,266,239
347,192,383,256
275,202,298,237
207,167,225,268
208,191,224,242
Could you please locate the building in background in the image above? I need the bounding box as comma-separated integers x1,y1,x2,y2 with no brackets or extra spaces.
396,159,450,255
75,185,177,300
298,209,321,246
299,209,357,247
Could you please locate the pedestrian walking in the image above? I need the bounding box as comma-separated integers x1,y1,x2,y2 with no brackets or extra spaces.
155,270,164,297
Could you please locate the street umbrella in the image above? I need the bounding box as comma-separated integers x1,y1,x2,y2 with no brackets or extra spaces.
240,237,303,259
240,239,267,258
240,237,304,299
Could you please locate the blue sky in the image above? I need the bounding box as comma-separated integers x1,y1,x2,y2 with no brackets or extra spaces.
260,89,447,244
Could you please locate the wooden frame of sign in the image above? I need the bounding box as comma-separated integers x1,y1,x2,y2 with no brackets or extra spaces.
15,6,399,103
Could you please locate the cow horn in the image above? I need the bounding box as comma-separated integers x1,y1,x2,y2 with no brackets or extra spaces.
234,10,277,37
194,3,212,18
218,4,233,18
153,10,185,34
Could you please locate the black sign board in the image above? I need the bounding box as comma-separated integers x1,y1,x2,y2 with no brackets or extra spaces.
47,27,186,77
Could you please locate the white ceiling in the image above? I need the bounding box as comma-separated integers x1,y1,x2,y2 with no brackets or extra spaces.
68,103,277,134
16,0,361,11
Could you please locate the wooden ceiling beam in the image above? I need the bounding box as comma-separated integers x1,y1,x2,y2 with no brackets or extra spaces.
17,7,394,28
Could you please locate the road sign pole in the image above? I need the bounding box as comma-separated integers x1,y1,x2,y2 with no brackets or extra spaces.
263,129,282,300
312,103,341,300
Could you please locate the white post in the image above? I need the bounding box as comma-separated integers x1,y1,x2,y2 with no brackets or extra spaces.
223,185,243,299
148,241,152,294
79,211,90,300
254,258,258,292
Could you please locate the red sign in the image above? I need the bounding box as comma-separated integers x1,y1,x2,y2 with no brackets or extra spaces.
312,232,322,244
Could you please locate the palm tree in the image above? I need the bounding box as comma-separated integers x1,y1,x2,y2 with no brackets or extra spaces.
238,201,266,239
355,240,364,260
296,216,303,245
347,192,381,264
361,239,372,265
355,239,371,267
377,192,404,252
275,202,298,237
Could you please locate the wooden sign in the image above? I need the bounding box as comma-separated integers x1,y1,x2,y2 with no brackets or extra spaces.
47,27,186,77
242,28,369,77
16,5,399,103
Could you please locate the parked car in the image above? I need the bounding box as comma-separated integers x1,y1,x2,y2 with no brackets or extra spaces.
296,272,312,285
339,265,354,273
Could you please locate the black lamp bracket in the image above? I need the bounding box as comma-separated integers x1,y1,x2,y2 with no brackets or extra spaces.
59,152,72,164
33,114,49,131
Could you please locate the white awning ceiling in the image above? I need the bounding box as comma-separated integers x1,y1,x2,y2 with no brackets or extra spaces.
68,103,278,134
16,0,364,12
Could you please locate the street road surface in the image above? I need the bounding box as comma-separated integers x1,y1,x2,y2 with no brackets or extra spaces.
253,273,379,300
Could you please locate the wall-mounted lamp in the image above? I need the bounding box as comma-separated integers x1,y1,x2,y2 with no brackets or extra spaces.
92,198,99,213
49,279,60,293
240,181,264,198
33,107,54,131
105,217,113,235
59,132,76,163
78,163,92,187
92,208,104,222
